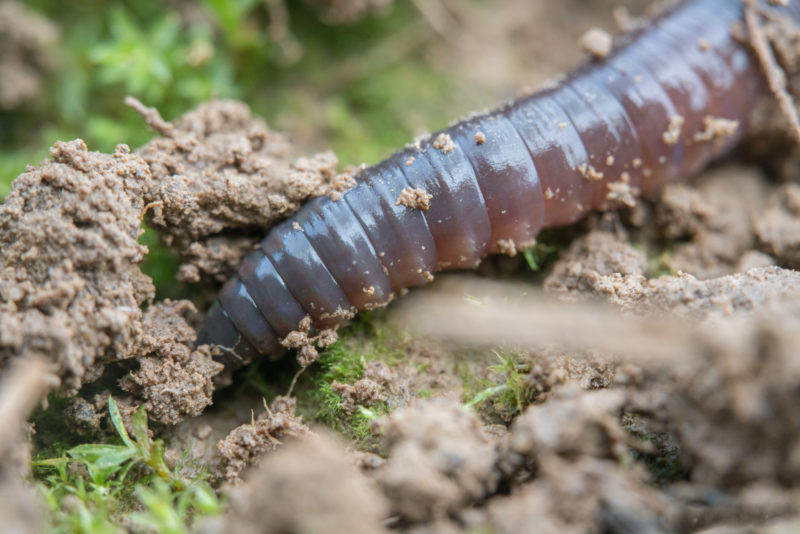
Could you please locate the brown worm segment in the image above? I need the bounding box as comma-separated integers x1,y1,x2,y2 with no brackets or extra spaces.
198,0,800,367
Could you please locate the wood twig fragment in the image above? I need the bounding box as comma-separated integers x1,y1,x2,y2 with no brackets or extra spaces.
745,0,800,141
125,96,175,138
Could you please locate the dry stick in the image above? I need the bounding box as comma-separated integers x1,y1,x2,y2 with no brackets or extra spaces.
286,365,307,398
745,0,800,141
124,96,175,138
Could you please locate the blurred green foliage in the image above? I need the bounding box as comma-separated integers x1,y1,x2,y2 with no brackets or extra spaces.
1,0,465,199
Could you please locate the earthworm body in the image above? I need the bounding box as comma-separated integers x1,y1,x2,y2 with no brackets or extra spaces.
198,0,800,367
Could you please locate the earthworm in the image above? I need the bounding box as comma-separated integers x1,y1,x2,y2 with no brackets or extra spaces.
197,0,800,366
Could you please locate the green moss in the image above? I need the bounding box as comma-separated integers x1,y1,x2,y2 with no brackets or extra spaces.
462,351,539,424
294,311,405,450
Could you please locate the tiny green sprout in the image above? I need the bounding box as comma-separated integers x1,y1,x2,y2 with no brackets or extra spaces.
463,352,536,421
357,406,379,420
522,241,558,272
464,384,511,411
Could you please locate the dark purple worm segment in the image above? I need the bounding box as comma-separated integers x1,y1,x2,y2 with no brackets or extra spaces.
198,0,800,367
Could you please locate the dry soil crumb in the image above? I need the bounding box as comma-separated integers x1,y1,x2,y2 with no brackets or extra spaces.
544,231,800,319
400,274,800,530
478,456,671,534
662,114,685,145
694,116,740,143
332,358,427,417
118,300,223,424
629,304,800,491
543,230,647,303
396,187,432,210
0,140,217,422
579,27,613,59
136,100,349,283
606,180,638,207
0,140,154,394
655,166,768,279
0,1,58,110
754,183,800,267
509,387,630,460
202,432,389,534
216,395,313,483
372,399,499,523
279,315,339,367
475,388,670,533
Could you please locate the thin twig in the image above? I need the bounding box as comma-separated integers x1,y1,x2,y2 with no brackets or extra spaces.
744,0,800,141
125,96,175,138
287,365,307,397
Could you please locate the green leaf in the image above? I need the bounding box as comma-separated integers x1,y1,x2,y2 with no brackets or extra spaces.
131,404,151,453
523,248,540,271
67,444,137,470
107,396,135,449
191,484,223,515
129,480,185,534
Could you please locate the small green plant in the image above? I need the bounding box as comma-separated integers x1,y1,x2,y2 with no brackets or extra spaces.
464,352,537,422
34,397,222,534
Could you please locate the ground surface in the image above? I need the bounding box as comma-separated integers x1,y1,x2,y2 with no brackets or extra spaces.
2,0,800,533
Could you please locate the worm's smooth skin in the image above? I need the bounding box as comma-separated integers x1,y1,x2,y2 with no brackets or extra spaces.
199,0,800,366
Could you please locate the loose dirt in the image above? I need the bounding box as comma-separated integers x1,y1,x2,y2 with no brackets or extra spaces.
134,99,349,284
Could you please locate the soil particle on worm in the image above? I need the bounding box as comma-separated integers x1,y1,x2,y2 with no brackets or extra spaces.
395,186,433,210
135,100,350,283
579,27,614,59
